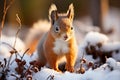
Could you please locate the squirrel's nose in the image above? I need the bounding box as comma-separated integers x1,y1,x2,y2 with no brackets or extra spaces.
64,35,68,40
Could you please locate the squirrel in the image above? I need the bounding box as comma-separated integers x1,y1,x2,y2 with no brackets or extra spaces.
37,3,78,72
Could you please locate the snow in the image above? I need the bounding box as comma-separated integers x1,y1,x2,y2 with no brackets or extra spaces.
77,31,120,62
0,35,25,59
106,58,116,67
0,37,120,80
32,58,120,80
31,51,39,60
112,52,120,61
106,58,120,70
84,31,109,46
101,42,120,52
33,67,81,80
104,70,120,80
77,42,100,63
76,31,110,64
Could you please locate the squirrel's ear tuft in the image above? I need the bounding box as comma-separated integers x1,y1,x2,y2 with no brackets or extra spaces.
49,4,58,25
67,3,74,21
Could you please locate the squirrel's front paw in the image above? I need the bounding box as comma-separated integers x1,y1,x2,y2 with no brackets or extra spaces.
65,65,74,72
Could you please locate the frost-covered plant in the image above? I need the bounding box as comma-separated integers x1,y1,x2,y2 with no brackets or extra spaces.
84,31,120,63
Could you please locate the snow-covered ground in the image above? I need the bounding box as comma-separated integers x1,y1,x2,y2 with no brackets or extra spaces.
0,35,25,59
1,31,120,80
2,53,120,80
33,58,120,80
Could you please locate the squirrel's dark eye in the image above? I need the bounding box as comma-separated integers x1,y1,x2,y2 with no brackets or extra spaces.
71,27,73,30
55,27,59,32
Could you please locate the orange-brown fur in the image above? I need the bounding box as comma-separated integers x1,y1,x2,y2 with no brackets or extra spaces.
27,34,42,55
27,37,39,54
37,4,77,72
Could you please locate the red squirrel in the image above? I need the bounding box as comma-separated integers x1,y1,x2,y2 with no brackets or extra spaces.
37,3,77,72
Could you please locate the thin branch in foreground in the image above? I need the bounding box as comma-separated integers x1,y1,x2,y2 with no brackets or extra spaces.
13,14,22,48
46,75,55,80
11,74,20,79
80,52,85,69
76,52,86,74
21,48,30,60
1,42,16,51
0,0,14,37
16,14,21,27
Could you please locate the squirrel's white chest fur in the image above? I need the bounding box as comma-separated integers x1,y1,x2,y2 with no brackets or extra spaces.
53,39,69,55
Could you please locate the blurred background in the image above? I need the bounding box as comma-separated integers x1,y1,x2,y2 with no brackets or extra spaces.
0,0,120,26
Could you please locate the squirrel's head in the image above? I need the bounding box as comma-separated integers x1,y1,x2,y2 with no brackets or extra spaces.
49,3,74,41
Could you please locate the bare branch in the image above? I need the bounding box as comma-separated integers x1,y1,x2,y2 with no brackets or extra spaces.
3,0,7,12
21,48,30,60
6,0,14,12
13,14,21,48
1,42,16,50
0,0,14,37
16,14,21,27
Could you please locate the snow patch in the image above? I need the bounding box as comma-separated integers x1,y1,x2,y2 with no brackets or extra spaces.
84,31,109,46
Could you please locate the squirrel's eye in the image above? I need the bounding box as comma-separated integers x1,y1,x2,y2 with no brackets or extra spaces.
55,27,59,32
71,27,73,30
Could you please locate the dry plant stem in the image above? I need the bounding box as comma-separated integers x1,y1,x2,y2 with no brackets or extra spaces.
0,0,14,37
21,48,30,60
11,74,19,79
80,52,85,69
3,14,22,65
7,53,13,69
1,42,16,66
13,27,21,48
13,14,21,59
24,65,32,76
46,75,54,80
1,42,16,50
13,14,22,48
0,42,16,70
3,58,7,71
105,56,107,61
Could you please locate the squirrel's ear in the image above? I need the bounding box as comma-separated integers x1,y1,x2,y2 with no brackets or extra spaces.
49,4,58,25
67,3,74,21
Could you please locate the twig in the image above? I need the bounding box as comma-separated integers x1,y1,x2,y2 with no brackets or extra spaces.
13,14,22,59
3,58,7,71
24,65,32,77
0,41,17,69
11,74,20,80
0,0,14,37
80,52,85,69
77,51,85,74
13,14,22,48
6,52,13,69
6,14,22,65
21,48,30,60
16,14,21,27
81,51,85,61
6,0,14,12
46,75,54,80
1,42,16,51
